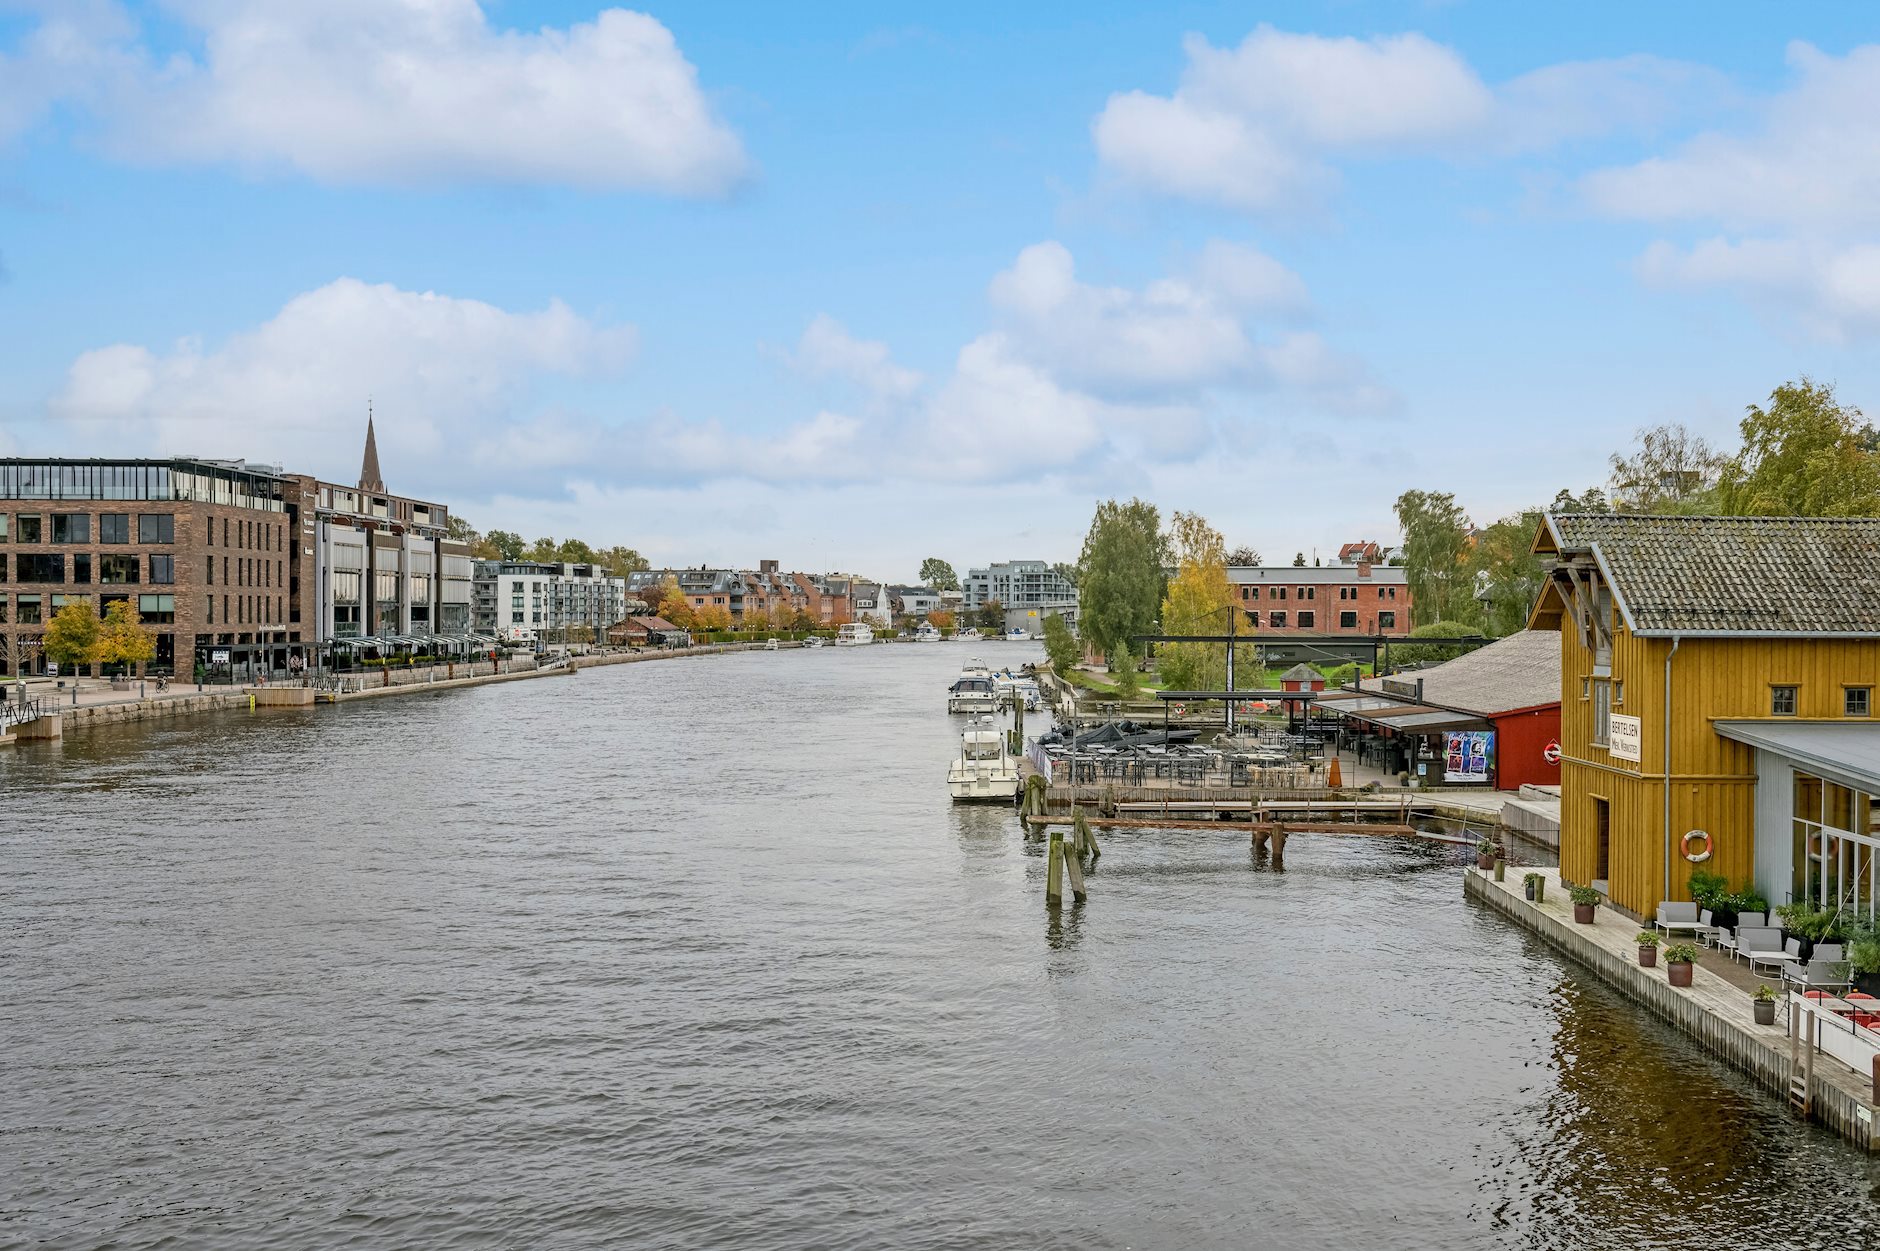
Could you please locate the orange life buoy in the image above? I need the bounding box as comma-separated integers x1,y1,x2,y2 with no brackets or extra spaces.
1681,829,1712,863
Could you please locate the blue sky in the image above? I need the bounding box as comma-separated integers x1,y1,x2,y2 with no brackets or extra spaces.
3,2,1878,579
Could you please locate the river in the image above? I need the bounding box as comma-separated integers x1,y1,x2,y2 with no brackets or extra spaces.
4,644,1876,1249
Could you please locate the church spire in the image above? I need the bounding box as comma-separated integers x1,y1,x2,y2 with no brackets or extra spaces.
358,404,386,494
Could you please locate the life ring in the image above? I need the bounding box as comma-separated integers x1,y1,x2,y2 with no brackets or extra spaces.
1681,829,1713,863
1171,702,1187,717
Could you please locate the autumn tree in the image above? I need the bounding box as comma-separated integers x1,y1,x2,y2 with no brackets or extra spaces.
43,600,101,674
1394,490,1474,626
927,609,956,632
1158,511,1235,691
655,577,694,629
692,603,733,632
1718,378,1880,516
95,599,155,676
919,558,959,590
1077,497,1165,667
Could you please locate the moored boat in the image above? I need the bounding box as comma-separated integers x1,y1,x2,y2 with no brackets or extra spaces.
948,716,1021,801
834,623,875,646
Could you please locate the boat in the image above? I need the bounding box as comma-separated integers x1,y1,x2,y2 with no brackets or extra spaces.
994,673,1043,710
1001,628,1028,642
834,623,875,646
948,716,1021,801
960,657,991,680
914,623,943,643
957,627,981,641
804,636,825,648
947,674,998,714
764,638,779,651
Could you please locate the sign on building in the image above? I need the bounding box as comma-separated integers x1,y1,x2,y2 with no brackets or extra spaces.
1609,713,1643,762
1443,730,1494,783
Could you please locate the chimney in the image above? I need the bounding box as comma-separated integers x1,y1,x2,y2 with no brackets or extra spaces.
1357,561,1372,578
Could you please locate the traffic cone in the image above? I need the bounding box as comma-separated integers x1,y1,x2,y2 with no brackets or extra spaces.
1328,756,1343,788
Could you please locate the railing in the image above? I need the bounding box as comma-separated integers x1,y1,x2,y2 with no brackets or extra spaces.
0,695,49,729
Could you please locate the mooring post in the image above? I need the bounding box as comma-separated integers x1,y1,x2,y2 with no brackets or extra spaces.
1063,838,1087,903
1046,832,1065,908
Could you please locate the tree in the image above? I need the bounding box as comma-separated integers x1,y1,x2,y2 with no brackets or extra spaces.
95,599,155,675
43,600,101,673
1225,545,1261,567
1042,613,1079,671
1719,378,1880,517
919,558,959,591
1157,511,1234,691
553,538,598,564
926,608,956,632
692,603,733,632
791,606,819,632
977,598,1003,631
1551,486,1612,513
655,577,693,629
445,514,479,544
1291,552,1306,567
1394,490,1474,626
1051,561,1080,588
598,545,649,576
1388,620,1477,668
485,529,525,561
1076,498,1165,667
526,536,559,562
1608,423,1724,514
1467,510,1547,637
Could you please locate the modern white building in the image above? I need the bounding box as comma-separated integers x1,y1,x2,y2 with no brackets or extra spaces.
473,560,627,644
962,560,1078,631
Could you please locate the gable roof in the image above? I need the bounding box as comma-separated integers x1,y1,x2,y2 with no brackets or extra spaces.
1279,663,1321,682
1358,629,1559,716
1538,512,1880,637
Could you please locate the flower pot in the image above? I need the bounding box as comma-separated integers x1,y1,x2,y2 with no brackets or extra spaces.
1523,881,1535,901
1668,960,1693,987
1476,853,1495,870
1638,945,1658,968
1573,903,1596,924
1753,999,1777,1026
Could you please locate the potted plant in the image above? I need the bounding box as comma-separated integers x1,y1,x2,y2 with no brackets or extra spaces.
1636,930,1662,968
1523,872,1544,903
1475,838,1498,871
1570,885,1601,924
1398,770,1411,789
1752,983,1779,1026
1665,942,1699,987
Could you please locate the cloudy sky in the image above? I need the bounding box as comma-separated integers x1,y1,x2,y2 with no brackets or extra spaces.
3,2,1877,579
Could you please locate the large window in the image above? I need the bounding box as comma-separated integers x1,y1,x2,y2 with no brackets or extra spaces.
72,554,90,584
138,594,175,624
1592,679,1612,746
1772,685,1799,717
1268,611,1287,628
99,554,140,584
138,514,174,543
99,514,130,543
0,514,7,541
1297,610,1315,629
16,554,64,582
16,514,41,543
51,514,90,543
1339,611,1357,629
149,555,174,585
331,570,362,604
17,594,42,624
1378,611,1396,630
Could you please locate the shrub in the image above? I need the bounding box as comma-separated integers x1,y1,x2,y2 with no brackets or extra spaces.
1753,984,1778,1002
1664,942,1700,964
1569,885,1601,906
1635,930,1662,946
1687,868,1729,907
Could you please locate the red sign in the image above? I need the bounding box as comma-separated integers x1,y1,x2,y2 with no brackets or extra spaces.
1542,740,1562,766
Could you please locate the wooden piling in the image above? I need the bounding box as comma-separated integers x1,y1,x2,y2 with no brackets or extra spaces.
1046,832,1065,908
1063,839,1087,902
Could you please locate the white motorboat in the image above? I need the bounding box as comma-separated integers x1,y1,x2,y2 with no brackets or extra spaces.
804,636,825,648
948,717,1021,801
995,674,1043,711
1001,628,1029,642
957,627,980,641
914,623,943,643
834,623,875,646
947,674,998,714
960,657,991,680
764,637,780,651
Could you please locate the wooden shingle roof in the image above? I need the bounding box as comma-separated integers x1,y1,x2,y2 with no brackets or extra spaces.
1540,512,1880,636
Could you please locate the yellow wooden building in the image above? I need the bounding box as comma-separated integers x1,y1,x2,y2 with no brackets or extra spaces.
1530,514,1880,917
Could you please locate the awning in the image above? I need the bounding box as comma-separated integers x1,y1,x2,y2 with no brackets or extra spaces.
1716,720,1880,795
1322,696,1489,733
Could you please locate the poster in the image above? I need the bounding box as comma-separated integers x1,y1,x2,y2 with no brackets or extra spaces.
1444,730,1494,783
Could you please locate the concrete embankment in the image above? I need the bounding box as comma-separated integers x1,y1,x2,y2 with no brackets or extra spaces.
4,643,779,745
1466,867,1877,1151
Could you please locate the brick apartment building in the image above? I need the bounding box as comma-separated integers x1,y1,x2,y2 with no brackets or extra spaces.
1229,560,1414,636
625,561,857,626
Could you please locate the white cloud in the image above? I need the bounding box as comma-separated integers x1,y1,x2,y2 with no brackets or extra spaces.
1093,25,1716,212
48,277,638,484
1582,42,1880,232
2,1,749,194
1640,237,1880,340
784,314,923,401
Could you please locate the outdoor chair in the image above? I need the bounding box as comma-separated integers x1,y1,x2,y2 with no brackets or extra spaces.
1654,902,1704,936
1737,927,1797,975
1783,959,1852,994
1812,943,1846,964
1697,909,1719,947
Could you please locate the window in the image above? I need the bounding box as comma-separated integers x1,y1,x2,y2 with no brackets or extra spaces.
1268,611,1287,628
1339,610,1357,629
1378,611,1396,630
138,514,174,543
72,554,90,584
0,554,6,581
1613,680,1625,706
1247,586,1260,600
99,514,130,543
51,514,90,543
1772,685,1798,717
1581,677,1591,700
512,611,524,624
16,514,42,543
16,554,64,582
17,593,42,624
138,593,175,624
1297,610,1315,628
1275,587,1287,601
99,554,140,584
149,555,174,585
1592,679,1613,746
206,556,214,585
1847,687,1872,718
0,514,7,541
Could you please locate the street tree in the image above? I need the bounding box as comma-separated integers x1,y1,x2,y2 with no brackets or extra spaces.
1394,490,1473,626
1719,377,1880,517
655,577,693,629
1076,497,1164,667
918,558,959,590
43,600,101,675
95,599,156,676
1158,511,1234,691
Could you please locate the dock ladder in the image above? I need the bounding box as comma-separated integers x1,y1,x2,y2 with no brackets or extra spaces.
1787,997,1815,1115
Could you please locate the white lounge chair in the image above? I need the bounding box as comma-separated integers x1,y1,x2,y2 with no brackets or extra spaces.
1784,958,1852,994
1738,927,1799,976
1655,902,1706,937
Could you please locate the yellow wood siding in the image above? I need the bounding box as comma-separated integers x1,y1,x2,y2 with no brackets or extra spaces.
1552,591,1880,915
